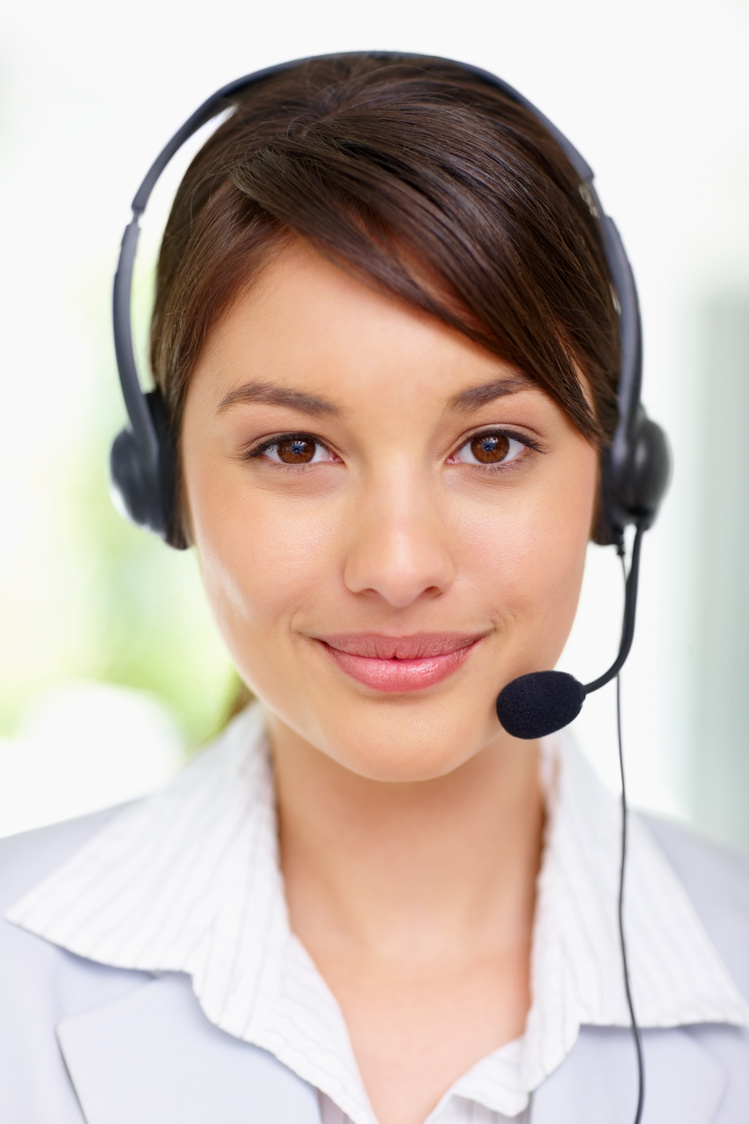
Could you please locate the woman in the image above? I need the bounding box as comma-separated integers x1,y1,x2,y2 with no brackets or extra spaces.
1,53,747,1124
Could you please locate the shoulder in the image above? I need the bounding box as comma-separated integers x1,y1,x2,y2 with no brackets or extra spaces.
0,806,125,910
0,807,131,992
640,812,749,1001
0,811,153,1121
0,805,152,999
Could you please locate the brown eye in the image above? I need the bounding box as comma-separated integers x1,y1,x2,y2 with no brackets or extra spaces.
275,437,317,464
451,430,526,468
469,433,510,463
249,433,336,467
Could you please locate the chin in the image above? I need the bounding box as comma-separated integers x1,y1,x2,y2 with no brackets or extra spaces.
327,727,489,784
271,685,505,783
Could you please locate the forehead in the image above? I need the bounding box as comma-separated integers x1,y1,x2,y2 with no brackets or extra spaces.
190,239,536,414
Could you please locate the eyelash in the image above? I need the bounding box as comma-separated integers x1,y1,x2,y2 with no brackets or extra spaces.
242,429,543,471
243,433,339,466
448,429,542,471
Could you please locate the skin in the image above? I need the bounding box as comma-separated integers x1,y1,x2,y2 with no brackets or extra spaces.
182,238,599,1124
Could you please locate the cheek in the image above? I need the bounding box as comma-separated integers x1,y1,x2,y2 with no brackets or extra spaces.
461,450,597,667
185,458,338,667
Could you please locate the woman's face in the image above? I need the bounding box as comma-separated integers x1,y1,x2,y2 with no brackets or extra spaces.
182,240,598,781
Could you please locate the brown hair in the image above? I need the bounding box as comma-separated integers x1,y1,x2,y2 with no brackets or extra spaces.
151,53,620,543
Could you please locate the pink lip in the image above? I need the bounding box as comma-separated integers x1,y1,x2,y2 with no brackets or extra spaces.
315,631,485,693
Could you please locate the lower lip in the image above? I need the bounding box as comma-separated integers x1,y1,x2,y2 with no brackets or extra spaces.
319,639,481,693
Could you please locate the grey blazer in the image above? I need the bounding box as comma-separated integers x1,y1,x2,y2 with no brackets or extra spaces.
1,808,747,1124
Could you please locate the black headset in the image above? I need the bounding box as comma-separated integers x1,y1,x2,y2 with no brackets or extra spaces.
109,51,670,557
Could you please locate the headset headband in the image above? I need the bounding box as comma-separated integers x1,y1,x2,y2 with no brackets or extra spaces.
112,52,665,548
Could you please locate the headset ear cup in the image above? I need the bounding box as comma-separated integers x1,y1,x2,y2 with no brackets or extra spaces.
594,411,671,546
110,426,162,532
627,415,671,527
144,391,188,550
109,392,188,549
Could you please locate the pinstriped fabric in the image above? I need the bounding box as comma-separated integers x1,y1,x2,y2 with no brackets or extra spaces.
319,1090,532,1124
6,704,748,1124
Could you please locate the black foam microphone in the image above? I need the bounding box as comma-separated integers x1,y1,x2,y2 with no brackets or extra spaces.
496,522,645,739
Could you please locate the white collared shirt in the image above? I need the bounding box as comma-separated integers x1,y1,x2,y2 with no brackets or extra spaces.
7,705,748,1124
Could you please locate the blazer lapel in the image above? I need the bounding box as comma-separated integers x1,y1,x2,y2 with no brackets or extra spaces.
58,973,731,1124
530,1024,728,1124
57,971,321,1124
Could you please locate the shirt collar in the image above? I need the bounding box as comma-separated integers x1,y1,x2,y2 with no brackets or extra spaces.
7,704,748,1122
516,733,749,1096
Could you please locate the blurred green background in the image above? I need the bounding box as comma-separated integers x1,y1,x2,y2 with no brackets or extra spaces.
0,259,235,750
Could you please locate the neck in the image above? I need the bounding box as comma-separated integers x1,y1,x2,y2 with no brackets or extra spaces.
269,716,544,965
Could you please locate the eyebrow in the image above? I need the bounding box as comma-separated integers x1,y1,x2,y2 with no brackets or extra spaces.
448,375,532,412
217,374,530,417
217,381,339,416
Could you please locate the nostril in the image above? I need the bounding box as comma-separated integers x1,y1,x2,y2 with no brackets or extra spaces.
344,559,454,607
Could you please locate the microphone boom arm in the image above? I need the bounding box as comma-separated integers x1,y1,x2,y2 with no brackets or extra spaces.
584,520,645,695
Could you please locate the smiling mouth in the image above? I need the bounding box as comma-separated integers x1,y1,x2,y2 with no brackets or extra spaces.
314,632,486,693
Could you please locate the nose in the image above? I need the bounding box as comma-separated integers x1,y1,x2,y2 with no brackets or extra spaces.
343,468,456,608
